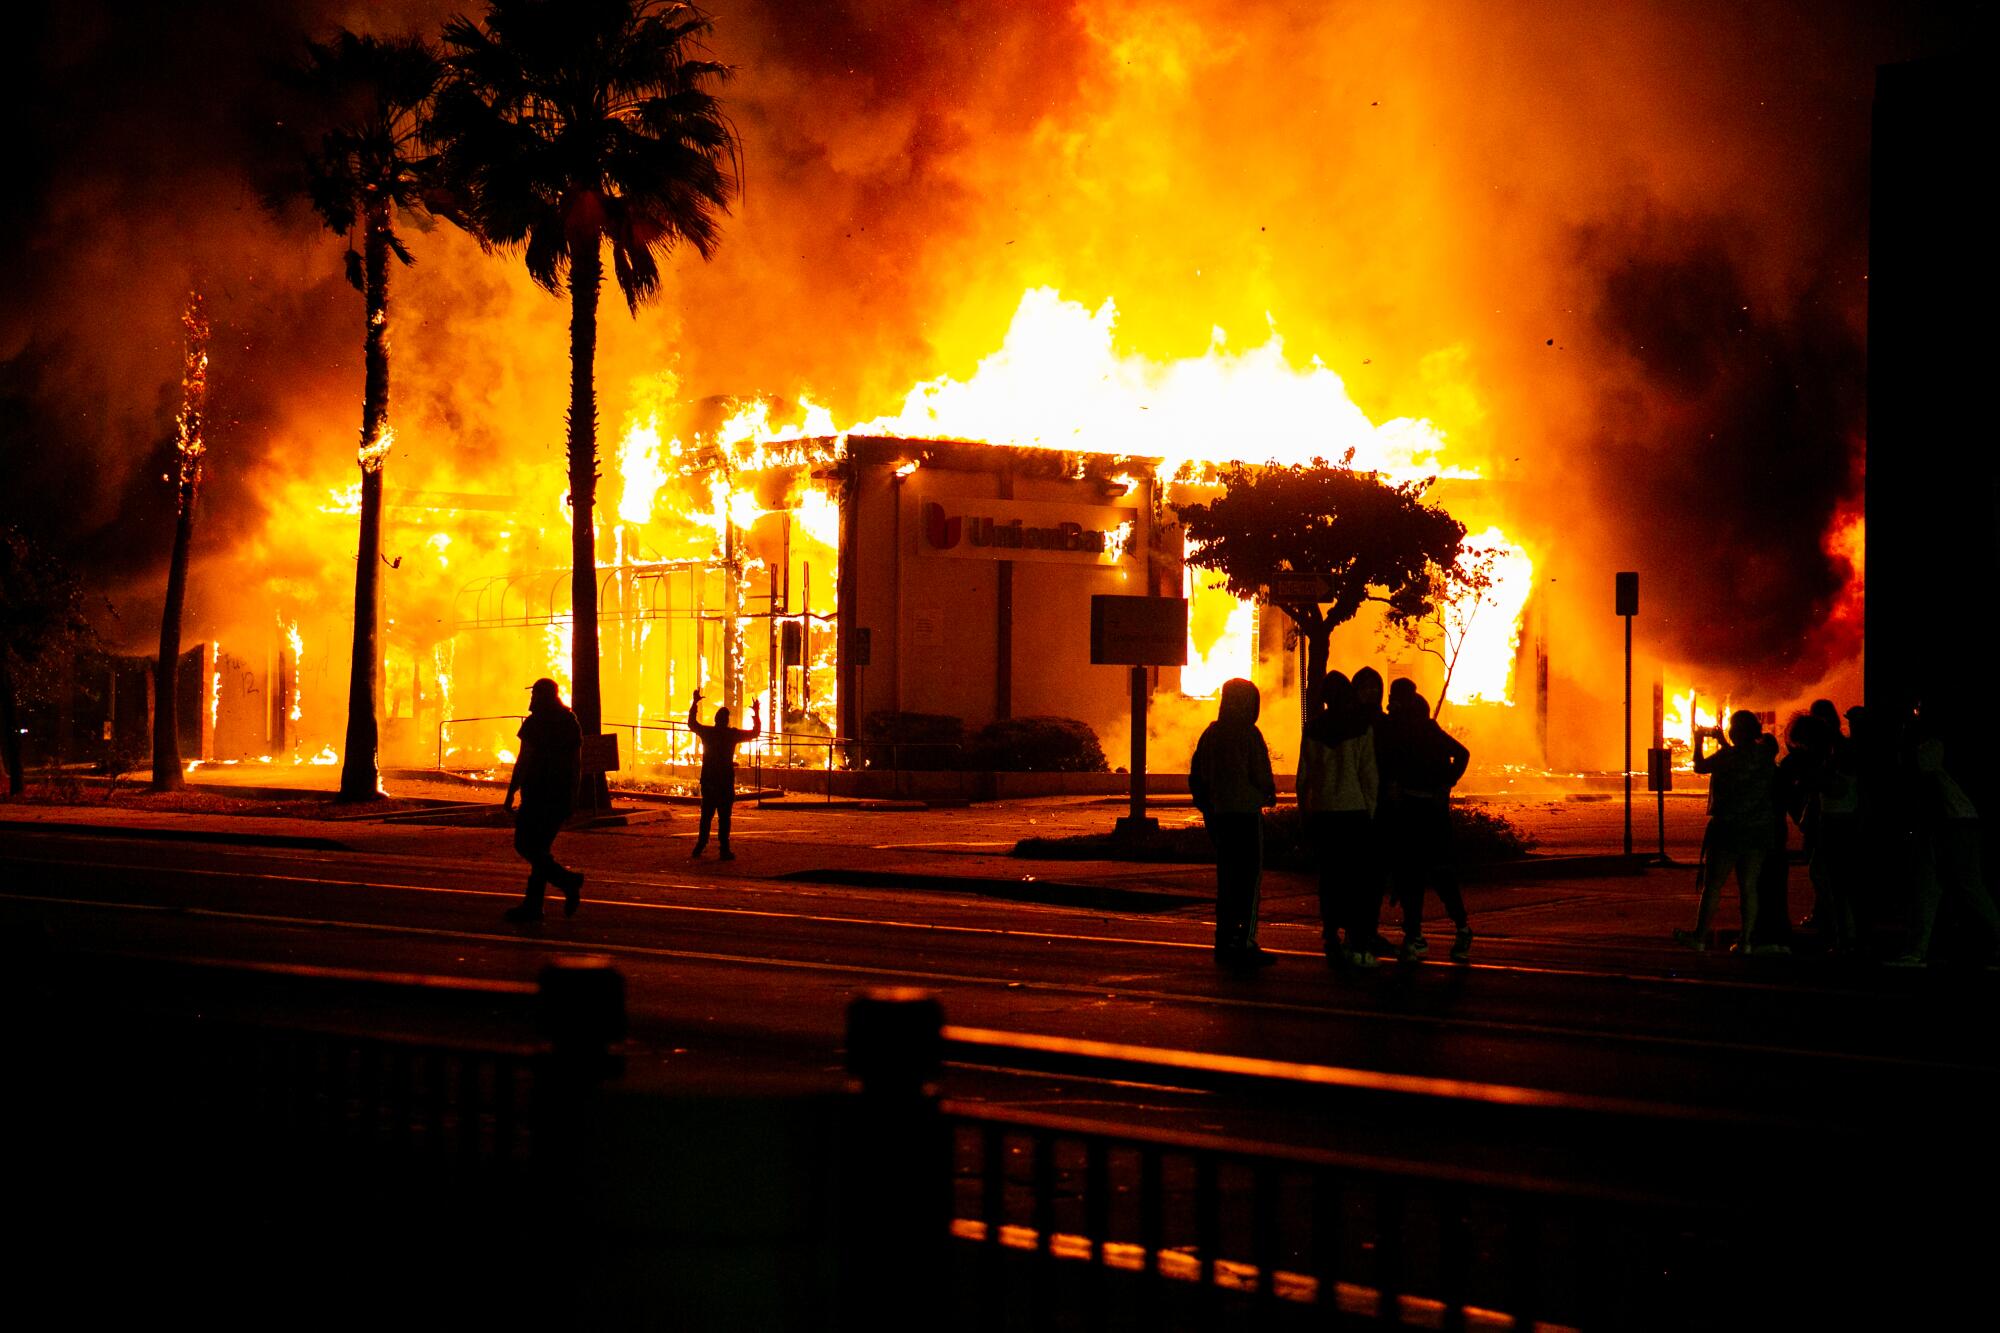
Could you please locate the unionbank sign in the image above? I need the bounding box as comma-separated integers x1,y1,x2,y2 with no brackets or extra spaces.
919,495,1135,566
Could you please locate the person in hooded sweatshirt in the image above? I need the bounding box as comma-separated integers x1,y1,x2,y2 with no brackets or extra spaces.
502,677,584,923
1298,670,1382,969
1190,678,1280,970
1378,686,1473,962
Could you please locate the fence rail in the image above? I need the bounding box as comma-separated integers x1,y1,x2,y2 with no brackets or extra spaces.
437,712,968,801
848,991,1782,1331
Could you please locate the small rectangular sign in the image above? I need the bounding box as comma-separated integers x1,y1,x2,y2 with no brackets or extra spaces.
1615,571,1639,617
581,732,620,773
1264,572,1335,603
1646,747,1673,792
1091,595,1189,666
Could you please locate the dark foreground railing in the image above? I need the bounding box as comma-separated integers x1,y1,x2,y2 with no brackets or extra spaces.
844,991,1760,1332
3,940,1932,1329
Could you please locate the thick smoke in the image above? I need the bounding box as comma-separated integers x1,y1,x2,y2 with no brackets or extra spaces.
0,0,1967,714
1577,210,1865,691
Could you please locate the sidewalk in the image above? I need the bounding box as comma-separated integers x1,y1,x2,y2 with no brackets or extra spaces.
2,773,1728,952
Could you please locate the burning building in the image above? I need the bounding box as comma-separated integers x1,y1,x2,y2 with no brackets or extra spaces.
3,2,1899,787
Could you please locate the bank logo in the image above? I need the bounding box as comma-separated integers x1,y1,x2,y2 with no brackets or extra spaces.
923,500,1119,556
925,502,963,550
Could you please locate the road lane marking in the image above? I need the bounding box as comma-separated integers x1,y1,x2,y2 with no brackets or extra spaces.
0,849,1929,999
2,886,1988,1075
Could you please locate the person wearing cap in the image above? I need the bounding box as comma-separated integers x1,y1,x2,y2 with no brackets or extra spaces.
502,677,584,922
688,688,761,859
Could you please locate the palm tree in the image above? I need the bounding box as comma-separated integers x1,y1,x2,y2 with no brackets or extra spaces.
432,0,740,809
152,293,209,792
293,31,444,802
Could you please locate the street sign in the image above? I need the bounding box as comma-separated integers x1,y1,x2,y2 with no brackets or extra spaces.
581,732,620,774
1264,571,1335,602
1615,571,1639,617
1646,747,1673,792
1090,595,1188,666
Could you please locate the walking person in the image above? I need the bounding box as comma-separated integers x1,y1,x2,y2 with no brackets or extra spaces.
502,677,584,923
1299,671,1381,969
1676,710,1781,954
1190,678,1279,971
1378,687,1473,963
688,688,761,859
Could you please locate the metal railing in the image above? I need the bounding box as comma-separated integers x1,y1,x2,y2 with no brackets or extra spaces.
845,991,1774,1331
438,712,967,802
18,945,627,1166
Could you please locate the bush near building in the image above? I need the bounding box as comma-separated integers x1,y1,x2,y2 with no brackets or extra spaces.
858,710,965,770
967,716,1109,773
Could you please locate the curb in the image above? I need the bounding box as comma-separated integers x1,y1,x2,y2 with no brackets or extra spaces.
776,867,1197,914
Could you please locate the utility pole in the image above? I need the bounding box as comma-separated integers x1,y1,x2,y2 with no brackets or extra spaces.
1616,572,1639,857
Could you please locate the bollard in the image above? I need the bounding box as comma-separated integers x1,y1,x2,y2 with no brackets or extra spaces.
846,986,944,1097
841,988,949,1329
539,955,626,1078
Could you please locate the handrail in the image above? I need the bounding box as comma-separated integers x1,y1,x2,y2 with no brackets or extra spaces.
437,712,966,803
848,988,1779,1328
938,1023,1782,1132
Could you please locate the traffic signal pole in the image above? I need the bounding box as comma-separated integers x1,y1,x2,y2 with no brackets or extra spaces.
1615,573,1639,858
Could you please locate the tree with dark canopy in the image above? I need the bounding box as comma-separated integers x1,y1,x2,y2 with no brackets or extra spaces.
431,0,741,809
1178,458,1467,714
0,527,92,796
292,31,446,802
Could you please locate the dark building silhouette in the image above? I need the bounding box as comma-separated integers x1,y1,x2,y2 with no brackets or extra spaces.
1866,59,1997,819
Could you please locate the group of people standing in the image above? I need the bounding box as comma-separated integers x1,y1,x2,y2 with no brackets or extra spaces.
1190,667,1471,972
1678,699,1999,966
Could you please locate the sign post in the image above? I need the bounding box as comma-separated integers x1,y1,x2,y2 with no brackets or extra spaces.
1615,572,1638,857
1646,745,1673,863
1090,595,1189,839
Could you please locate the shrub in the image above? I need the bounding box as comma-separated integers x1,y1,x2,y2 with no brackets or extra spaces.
858,710,964,770
967,716,1109,773
1262,801,1535,870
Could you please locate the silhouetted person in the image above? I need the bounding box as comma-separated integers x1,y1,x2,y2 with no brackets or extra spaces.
1800,711,1862,954
688,689,761,859
1189,678,1279,970
1299,670,1381,969
1349,666,1394,953
502,677,583,923
1677,710,1781,953
1760,730,1795,948
1886,723,2000,967
1379,688,1473,962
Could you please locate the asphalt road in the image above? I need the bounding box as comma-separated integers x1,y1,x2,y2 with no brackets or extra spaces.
5,819,1993,1164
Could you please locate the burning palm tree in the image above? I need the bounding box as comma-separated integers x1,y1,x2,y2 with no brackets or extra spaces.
293,31,446,802
152,294,209,792
432,0,741,808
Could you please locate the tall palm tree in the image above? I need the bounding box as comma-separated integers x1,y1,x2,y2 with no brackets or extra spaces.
432,0,740,809
294,31,444,802
152,293,209,792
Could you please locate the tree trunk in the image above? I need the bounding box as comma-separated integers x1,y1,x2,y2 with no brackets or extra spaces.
152,484,196,791
339,199,392,802
1300,614,1330,751
0,655,23,795
568,241,608,811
